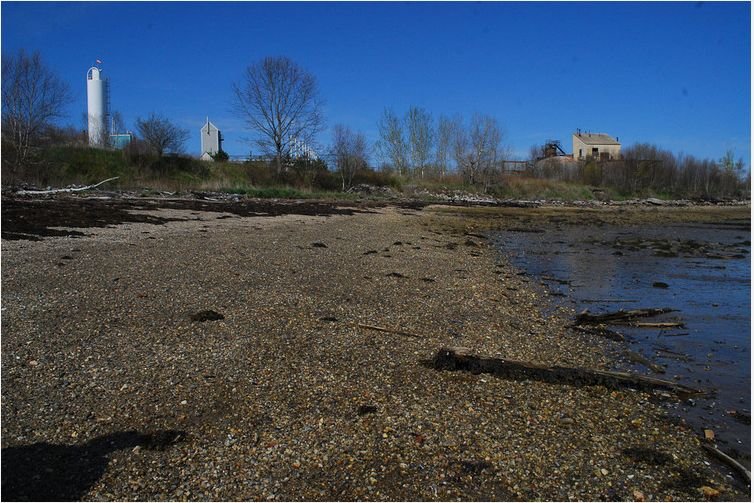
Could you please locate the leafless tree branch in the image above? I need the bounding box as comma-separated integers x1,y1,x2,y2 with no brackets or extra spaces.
231,56,324,174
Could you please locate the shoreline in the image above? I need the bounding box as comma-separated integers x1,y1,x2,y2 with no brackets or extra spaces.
1,197,749,500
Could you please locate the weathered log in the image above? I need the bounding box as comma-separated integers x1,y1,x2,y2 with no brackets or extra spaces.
575,308,677,326
702,444,751,483
568,325,625,342
358,323,422,339
542,275,571,285
624,350,666,374
432,347,704,397
582,299,639,303
632,322,686,329
15,176,120,195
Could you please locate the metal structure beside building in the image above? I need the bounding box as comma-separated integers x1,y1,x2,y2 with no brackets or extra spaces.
109,132,133,150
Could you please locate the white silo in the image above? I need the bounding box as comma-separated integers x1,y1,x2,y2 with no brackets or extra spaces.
86,65,109,147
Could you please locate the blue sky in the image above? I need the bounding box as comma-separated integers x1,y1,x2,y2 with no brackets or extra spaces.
2,1,750,165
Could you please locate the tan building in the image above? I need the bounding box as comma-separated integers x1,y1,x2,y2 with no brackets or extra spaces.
572,131,621,160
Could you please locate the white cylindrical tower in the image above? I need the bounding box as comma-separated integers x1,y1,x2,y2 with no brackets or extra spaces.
86,66,109,147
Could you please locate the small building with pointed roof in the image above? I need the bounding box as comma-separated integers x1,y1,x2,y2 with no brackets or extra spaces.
200,118,223,161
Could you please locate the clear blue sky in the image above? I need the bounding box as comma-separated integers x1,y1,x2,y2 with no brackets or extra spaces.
2,1,750,165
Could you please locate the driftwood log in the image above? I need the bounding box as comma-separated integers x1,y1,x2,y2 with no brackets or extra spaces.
575,308,677,326
358,323,422,339
633,322,686,329
432,347,704,397
702,444,751,483
15,176,120,195
568,325,625,342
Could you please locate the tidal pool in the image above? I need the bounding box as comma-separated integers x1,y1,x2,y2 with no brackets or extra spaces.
492,218,751,466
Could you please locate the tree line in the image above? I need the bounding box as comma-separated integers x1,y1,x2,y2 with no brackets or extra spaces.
1,49,748,199
530,143,749,199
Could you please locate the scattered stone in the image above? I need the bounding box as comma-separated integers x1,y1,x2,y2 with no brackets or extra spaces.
357,405,378,416
699,485,720,499
652,281,670,288
725,409,751,425
190,310,224,322
311,242,328,248
704,429,715,441
460,460,492,474
622,447,673,466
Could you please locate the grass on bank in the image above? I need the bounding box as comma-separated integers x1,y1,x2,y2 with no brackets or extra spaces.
8,145,742,202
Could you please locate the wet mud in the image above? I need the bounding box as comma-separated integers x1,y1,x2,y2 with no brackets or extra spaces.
490,213,751,470
1,195,426,241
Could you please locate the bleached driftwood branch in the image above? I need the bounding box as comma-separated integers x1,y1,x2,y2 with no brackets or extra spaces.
702,444,751,482
358,323,423,339
432,346,704,397
15,176,120,195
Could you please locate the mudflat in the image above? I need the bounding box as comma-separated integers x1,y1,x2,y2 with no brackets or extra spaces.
1,196,749,500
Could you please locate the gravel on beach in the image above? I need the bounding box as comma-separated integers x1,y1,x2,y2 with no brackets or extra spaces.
1,197,748,501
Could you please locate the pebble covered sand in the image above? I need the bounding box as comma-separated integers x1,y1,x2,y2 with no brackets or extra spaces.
1,199,748,500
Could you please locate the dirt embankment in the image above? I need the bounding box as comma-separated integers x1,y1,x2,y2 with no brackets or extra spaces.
1,196,748,500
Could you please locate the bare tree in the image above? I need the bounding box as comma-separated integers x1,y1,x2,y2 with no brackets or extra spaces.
435,115,458,177
2,49,72,176
452,118,472,181
405,106,434,178
39,124,87,148
376,108,408,176
232,56,324,175
470,114,503,189
135,113,189,157
528,143,545,162
332,124,367,191
452,114,503,188
110,111,126,134
107,110,128,148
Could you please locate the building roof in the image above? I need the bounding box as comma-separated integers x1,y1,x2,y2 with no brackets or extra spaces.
573,132,620,145
201,118,219,133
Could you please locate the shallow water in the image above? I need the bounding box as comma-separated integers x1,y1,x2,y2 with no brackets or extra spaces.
492,219,751,465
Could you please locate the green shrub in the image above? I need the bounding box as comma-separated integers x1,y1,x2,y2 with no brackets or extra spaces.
210,150,230,162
